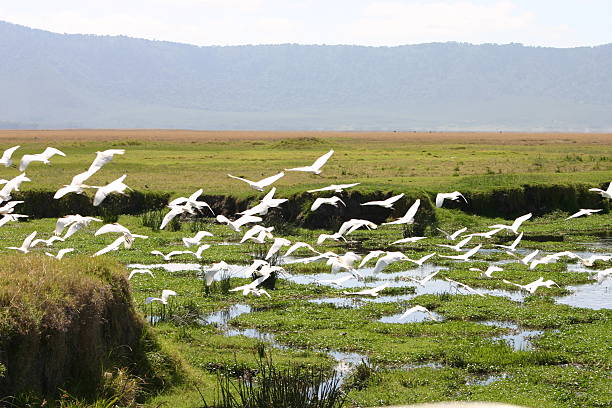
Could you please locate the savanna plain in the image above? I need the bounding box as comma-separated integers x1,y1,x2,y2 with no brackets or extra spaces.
0,130,611,408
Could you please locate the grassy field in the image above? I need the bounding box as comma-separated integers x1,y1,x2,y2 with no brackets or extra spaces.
1,130,611,198
0,130,611,407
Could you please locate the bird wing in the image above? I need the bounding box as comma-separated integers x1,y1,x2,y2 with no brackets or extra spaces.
22,231,37,249
93,237,124,256
511,213,532,230
41,147,66,159
55,216,76,235
435,193,447,208
160,207,183,229
523,250,540,264
255,172,285,188
58,248,74,258
310,149,334,171
18,154,39,171
311,198,325,211
235,215,263,227
193,231,213,240
421,270,439,284
462,244,482,259
405,199,421,221
89,149,125,171
228,174,254,186
449,227,467,240
1,145,20,162
455,236,473,248
95,223,130,236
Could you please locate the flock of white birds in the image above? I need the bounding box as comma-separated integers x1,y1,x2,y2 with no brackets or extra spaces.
1,146,611,317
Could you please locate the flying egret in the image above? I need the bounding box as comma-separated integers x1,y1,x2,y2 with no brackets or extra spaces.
31,235,65,247
216,214,262,232
589,182,612,199
358,250,386,268
93,236,129,257
264,238,292,260
316,274,354,287
230,275,270,296
470,265,503,278
56,215,102,239
437,236,473,252
167,189,215,216
92,175,131,206
284,251,338,265
240,225,274,243
361,193,405,209
502,277,559,293
373,252,410,274
285,149,334,175
565,209,602,220
399,305,438,321
406,253,436,267
343,283,389,297
436,227,467,240
19,147,66,171
311,196,345,211
0,145,20,167
241,259,270,278
0,214,28,228
392,236,426,245
327,252,362,274
307,183,360,193
150,249,194,261
338,219,378,235
238,187,288,216
383,199,420,225
493,232,524,251
0,200,23,215
283,242,319,257
95,223,148,245
489,213,532,234
408,270,439,286
87,149,125,173
6,231,37,253
445,278,485,297
593,268,611,284
580,254,612,267
183,231,213,247
203,261,230,286
439,244,482,261
435,191,467,208
227,172,284,192
0,173,31,202
45,248,74,260
465,228,503,239
506,249,539,265
128,269,155,280
145,289,177,304
54,169,96,199
317,232,346,245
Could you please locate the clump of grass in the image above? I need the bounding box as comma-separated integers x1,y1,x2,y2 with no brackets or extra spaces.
200,355,345,408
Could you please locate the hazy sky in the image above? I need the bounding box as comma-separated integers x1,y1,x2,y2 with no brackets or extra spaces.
1,0,610,48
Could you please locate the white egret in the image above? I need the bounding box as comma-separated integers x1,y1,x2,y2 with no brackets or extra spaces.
565,209,602,220
93,236,129,257
439,244,482,261
230,275,270,296
56,215,102,239
54,169,95,199
167,189,215,216
31,235,65,247
145,289,177,304
316,274,354,287
338,219,377,235
285,149,334,175
95,223,148,245
216,214,262,232
128,269,155,280
283,242,319,257
493,232,523,251
436,227,467,240
284,251,338,265
343,283,389,297
6,231,37,253
383,199,420,225
241,259,270,278
19,147,66,171
327,252,362,274
307,183,360,193
150,249,193,261
593,268,611,284
0,145,20,167
408,270,439,286
183,231,213,247
265,238,292,260
502,277,559,293
580,254,612,267
0,214,28,227
227,171,284,192
589,182,612,199
358,250,386,268
240,225,274,243
435,191,467,208
87,149,125,173
466,228,503,239
0,200,23,215
406,253,436,266
189,244,212,260
392,236,426,245
489,213,532,234
445,278,485,297
45,248,74,260
361,193,404,209
470,265,503,278
311,196,345,211
0,173,31,201
373,252,410,274
437,236,473,252
399,305,438,321
238,187,287,216
317,232,346,245
93,175,131,206
506,249,539,265
203,261,230,286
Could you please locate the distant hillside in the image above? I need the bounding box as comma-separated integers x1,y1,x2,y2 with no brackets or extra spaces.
1,20,611,131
